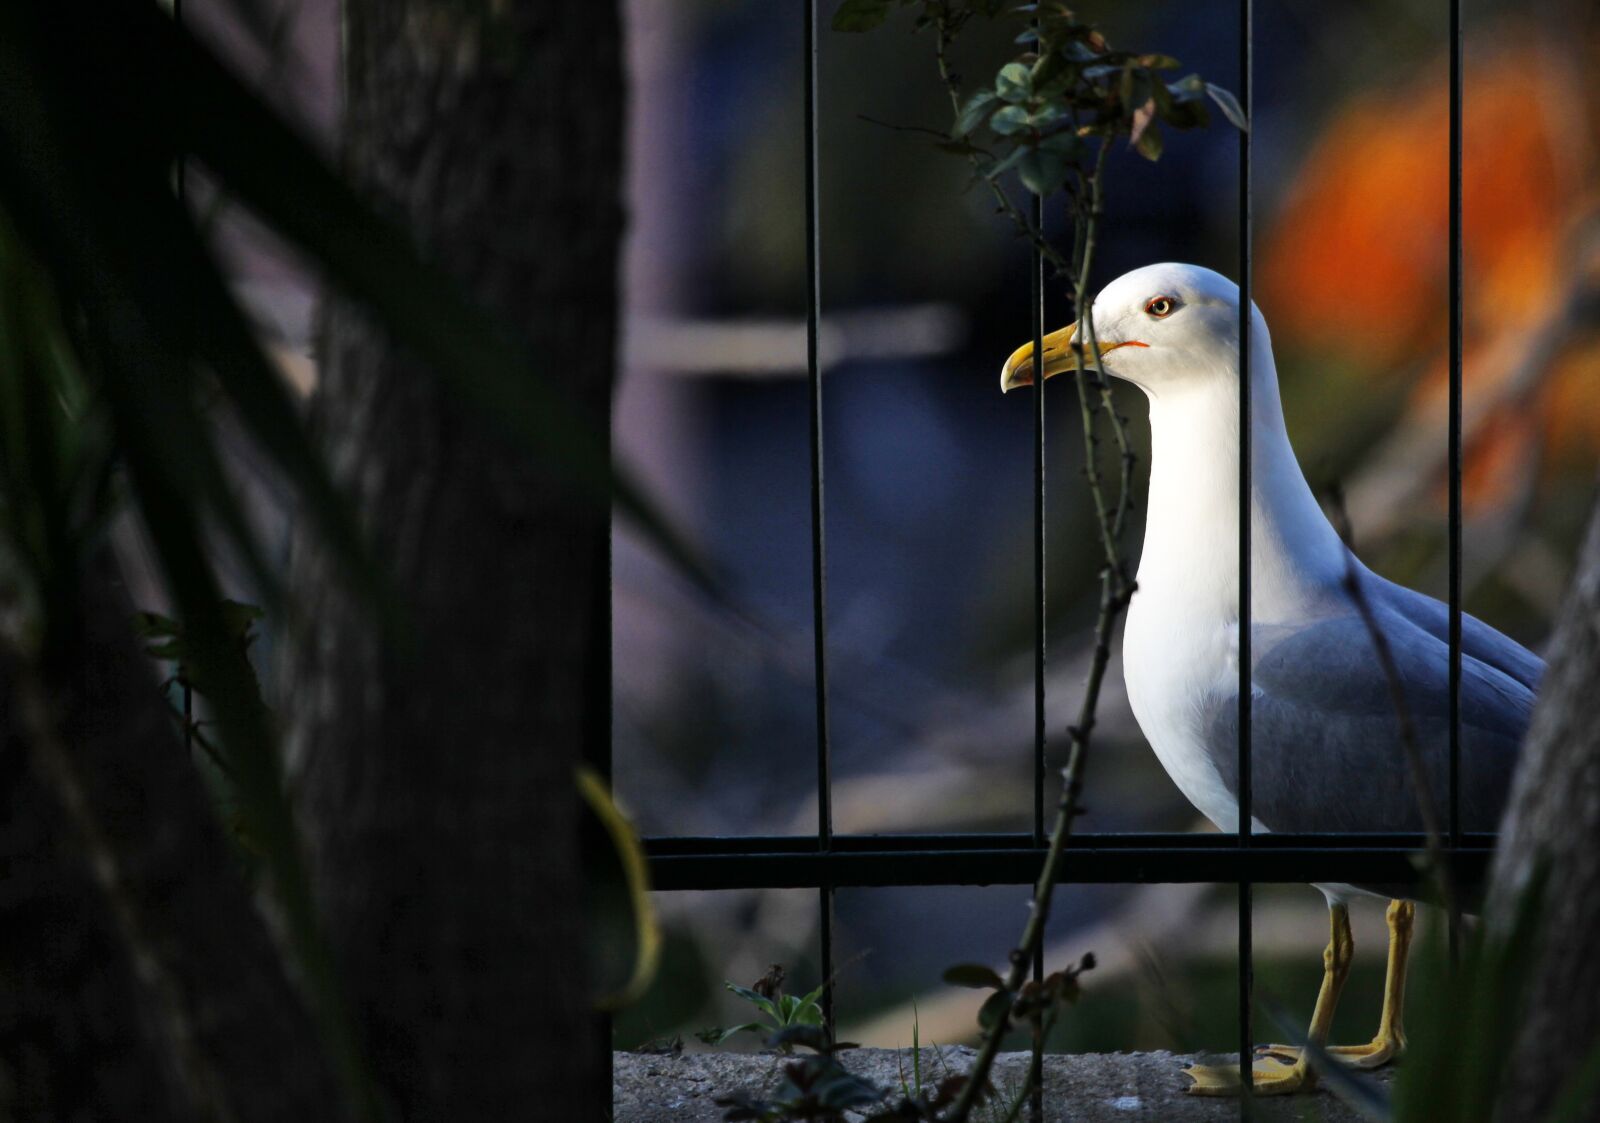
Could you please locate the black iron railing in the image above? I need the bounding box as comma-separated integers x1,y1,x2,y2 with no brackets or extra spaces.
640,2,1474,1119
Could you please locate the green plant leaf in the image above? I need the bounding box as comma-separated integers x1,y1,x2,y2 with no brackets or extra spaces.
976,988,1012,1031
1167,73,1206,102
577,766,661,1012
994,62,1032,103
726,981,781,1024
988,105,1032,136
1039,130,1084,159
1133,120,1164,161
1205,81,1249,131
1018,147,1071,194
955,89,998,137
704,1023,765,1046
982,146,1028,180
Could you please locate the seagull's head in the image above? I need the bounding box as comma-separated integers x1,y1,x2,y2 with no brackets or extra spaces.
1001,263,1252,395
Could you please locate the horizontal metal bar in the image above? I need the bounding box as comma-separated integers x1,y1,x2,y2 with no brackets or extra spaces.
646,836,1493,892
645,831,1496,855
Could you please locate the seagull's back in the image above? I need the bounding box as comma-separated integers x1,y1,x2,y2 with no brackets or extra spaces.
1205,574,1539,836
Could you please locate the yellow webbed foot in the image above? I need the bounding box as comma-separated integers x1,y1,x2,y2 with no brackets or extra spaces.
1255,1032,1404,1070
1182,1054,1315,1096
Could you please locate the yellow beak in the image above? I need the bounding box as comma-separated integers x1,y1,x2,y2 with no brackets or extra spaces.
1000,322,1139,392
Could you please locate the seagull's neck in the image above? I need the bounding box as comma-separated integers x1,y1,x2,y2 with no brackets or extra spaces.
1137,354,1346,622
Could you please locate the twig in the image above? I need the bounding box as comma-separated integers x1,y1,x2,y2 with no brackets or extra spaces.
856,113,959,142
941,118,1136,1123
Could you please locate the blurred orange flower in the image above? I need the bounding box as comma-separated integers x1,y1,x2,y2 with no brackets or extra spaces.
1260,33,1599,513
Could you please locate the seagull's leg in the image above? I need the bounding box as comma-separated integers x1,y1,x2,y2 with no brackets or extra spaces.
1259,898,1414,1069
1184,902,1354,1096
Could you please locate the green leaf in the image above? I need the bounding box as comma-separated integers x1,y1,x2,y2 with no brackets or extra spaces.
1205,82,1249,131
994,62,1032,103
981,146,1028,180
705,1023,765,1046
954,89,998,137
988,105,1032,136
1167,73,1206,102
1018,147,1071,194
577,767,660,1012
725,982,780,1023
1025,104,1067,129
831,0,892,32
779,993,801,1022
976,988,1013,1031
1136,53,1180,70
1030,49,1074,96
943,963,1005,989
1039,130,1084,160
1133,120,1164,161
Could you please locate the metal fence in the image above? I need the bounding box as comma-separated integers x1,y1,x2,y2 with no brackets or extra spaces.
641,1,1486,1116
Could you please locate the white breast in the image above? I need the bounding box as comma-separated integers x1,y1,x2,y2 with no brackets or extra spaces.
1123,584,1243,832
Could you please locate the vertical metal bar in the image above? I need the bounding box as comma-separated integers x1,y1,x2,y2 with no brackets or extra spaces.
1032,204,1047,847
174,0,191,758
803,0,836,1032
1237,0,1255,1107
1029,187,1046,1123
1447,0,1465,964
173,0,186,206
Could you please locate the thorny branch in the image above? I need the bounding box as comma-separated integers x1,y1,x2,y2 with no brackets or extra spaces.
932,27,1137,1123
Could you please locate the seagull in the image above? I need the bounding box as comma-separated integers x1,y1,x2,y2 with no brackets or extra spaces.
999,263,1543,1096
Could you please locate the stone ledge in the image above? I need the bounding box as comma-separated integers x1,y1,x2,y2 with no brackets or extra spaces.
614,1047,1394,1122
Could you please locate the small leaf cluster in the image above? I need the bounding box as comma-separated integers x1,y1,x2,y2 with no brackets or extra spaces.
698,966,827,1050
716,1026,882,1123
942,951,1096,1037
835,1,1247,194
957,6,1244,186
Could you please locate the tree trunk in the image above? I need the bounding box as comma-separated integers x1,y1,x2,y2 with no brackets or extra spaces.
1488,495,1600,1120
284,3,621,1119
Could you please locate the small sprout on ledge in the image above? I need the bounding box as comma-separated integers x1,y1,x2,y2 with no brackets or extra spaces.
697,965,828,1052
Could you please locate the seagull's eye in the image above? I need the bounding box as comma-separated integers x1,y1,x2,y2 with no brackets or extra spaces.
1145,296,1177,318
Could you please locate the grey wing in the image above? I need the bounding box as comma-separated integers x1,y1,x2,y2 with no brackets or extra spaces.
1367,571,1544,692
1206,607,1535,835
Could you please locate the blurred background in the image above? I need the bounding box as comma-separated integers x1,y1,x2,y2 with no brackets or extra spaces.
186,0,1599,1062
